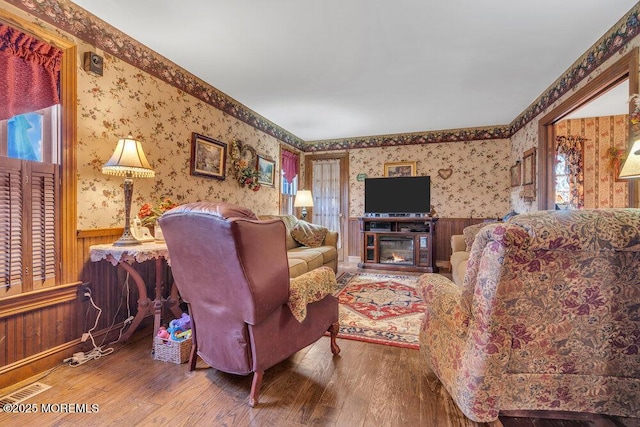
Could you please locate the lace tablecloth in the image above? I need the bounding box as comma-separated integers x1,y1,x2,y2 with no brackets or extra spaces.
89,242,170,266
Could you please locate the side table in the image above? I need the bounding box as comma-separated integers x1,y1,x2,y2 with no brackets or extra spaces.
89,241,182,342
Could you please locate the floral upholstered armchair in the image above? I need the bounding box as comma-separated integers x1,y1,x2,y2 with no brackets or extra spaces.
418,209,640,422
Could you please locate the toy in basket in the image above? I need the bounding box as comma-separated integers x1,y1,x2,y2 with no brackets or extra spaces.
153,313,192,364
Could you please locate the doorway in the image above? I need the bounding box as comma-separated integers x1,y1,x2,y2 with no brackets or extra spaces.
538,48,639,210
304,153,349,261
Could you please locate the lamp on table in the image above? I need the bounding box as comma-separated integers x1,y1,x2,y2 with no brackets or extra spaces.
102,134,155,246
619,138,640,208
294,190,314,220
619,139,640,179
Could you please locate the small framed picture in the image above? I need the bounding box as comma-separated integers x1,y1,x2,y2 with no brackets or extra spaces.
510,162,521,187
190,133,227,180
384,161,416,177
522,148,536,185
256,155,276,186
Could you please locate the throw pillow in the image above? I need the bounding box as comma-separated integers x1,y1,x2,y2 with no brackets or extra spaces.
291,220,328,248
462,223,487,251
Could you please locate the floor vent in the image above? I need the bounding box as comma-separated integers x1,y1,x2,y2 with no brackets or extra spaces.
0,382,51,407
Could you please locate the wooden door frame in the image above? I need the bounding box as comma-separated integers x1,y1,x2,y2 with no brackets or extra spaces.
538,48,639,210
304,152,349,260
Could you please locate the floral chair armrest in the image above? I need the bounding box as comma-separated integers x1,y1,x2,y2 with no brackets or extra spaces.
288,266,337,322
418,273,471,335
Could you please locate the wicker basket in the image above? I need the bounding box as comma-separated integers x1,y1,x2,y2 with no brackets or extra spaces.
153,336,192,364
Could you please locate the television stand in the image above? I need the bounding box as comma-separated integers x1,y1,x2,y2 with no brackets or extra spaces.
358,217,438,273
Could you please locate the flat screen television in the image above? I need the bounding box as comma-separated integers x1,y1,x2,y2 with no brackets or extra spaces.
364,176,431,216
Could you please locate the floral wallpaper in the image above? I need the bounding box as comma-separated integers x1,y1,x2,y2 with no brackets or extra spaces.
3,0,640,226
343,139,511,219
555,115,629,209
76,47,283,228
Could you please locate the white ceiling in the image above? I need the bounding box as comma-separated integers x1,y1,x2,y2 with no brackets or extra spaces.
71,0,638,141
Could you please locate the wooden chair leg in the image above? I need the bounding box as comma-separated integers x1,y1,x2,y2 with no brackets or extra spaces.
328,321,341,355
249,371,264,407
187,303,197,371
188,339,197,371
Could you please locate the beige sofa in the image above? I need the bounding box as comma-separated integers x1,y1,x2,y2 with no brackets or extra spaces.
450,234,470,287
258,214,338,278
450,222,499,287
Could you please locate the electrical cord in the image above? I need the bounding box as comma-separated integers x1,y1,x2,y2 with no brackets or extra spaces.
65,292,113,367
100,271,134,347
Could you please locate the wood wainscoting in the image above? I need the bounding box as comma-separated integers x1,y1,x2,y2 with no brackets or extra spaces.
0,228,165,389
348,217,491,270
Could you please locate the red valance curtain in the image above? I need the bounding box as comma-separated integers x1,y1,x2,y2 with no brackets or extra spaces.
555,135,585,209
0,24,63,121
281,149,299,183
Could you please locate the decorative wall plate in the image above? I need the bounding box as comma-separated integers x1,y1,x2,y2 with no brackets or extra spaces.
438,168,453,180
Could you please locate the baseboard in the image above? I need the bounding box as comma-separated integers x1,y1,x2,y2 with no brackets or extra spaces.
0,318,149,391
348,256,361,264
0,339,81,391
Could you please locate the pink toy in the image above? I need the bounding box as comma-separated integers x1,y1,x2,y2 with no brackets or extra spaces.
157,326,170,340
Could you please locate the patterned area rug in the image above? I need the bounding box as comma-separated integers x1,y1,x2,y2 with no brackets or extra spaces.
334,272,425,349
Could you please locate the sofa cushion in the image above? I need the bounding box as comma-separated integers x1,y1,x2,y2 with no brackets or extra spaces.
307,245,337,264
287,249,324,271
291,220,328,248
287,258,308,278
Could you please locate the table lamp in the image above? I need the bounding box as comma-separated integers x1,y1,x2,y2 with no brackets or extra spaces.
619,138,640,208
102,134,155,246
294,190,314,219
619,139,640,179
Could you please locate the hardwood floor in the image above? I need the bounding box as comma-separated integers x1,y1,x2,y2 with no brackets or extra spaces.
0,263,637,427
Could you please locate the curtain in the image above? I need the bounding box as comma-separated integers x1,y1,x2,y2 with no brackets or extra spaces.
281,149,299,184
312,159,341,248
0,24,62,121
555,135,585,209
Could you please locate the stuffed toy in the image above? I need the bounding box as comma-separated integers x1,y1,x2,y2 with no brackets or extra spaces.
156,326,170,340
170,313,191,331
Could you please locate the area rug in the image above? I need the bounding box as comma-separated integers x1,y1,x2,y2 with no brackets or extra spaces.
333,272,426,349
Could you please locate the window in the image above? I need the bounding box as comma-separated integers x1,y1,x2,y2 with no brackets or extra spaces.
0,106,60,297
280,148,299,215
280,170,298,215
555,152,571,208
0,21,68,298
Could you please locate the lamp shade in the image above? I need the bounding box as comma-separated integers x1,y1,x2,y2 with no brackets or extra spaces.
619,139,640,179
294,190,314,207
102,134,155,178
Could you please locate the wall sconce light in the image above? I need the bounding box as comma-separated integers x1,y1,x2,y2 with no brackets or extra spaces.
293,190,314,220
102,134,155,246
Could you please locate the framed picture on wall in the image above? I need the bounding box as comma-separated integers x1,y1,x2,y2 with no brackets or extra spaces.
522,148,535,185
384,161,416,177
256,155,276,186
190,133,227,180
521,147,536,200
510,161,521,187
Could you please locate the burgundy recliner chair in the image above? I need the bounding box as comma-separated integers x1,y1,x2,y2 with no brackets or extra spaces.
158,201,340,406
